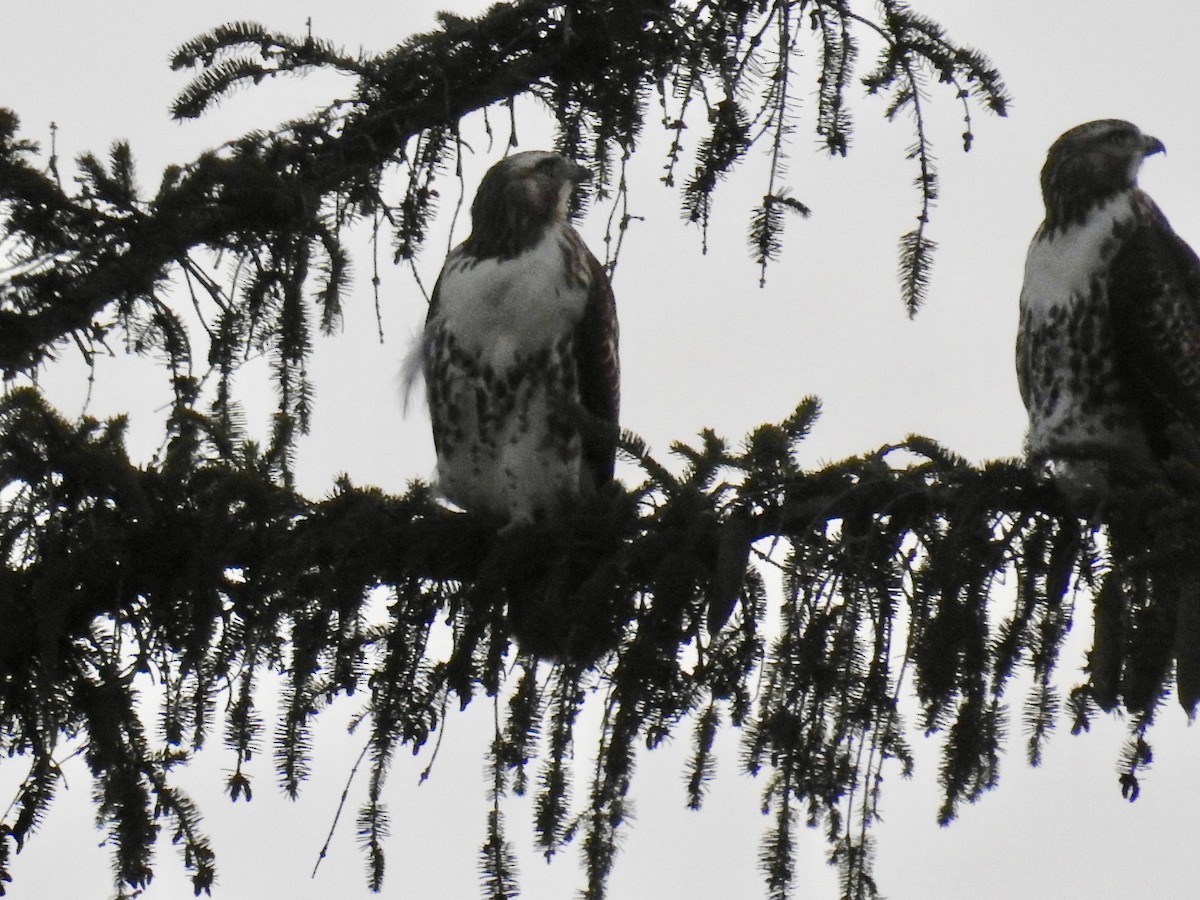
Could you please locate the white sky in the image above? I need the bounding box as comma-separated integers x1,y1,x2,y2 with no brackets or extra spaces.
3,2,1200,898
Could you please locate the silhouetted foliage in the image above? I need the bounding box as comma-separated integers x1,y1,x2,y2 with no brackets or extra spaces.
5,3,1187,900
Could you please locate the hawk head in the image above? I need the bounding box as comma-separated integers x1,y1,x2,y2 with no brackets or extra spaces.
1040,119,1165,232
464,151,592,260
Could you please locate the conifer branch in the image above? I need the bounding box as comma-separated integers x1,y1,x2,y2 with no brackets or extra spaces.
0,4,1040,898
1,381,1196,896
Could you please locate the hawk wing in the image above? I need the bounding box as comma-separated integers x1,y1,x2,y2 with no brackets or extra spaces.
1109,199,1200,455
573,244,620,489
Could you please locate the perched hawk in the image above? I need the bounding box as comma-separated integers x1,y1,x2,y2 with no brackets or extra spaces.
1017,119,1200,503
412,151,620,523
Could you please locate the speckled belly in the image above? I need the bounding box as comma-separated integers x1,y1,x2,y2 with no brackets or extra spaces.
1018,296,1151,465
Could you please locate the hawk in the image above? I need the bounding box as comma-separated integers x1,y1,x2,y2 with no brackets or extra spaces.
411,150,620,524
1017,119,1200,503
1018,120,1200,716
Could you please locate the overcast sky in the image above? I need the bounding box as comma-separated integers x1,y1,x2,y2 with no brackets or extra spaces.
3,2,1200,898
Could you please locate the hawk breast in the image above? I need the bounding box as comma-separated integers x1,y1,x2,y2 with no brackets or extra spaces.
423,228,596,522
1018,192,1152,466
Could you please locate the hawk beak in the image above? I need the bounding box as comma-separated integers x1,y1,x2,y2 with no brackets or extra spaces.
1143,135,1166,157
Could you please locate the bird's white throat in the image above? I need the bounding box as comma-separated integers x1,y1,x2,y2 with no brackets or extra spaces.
434,228,589,366
1021,192,1136,313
